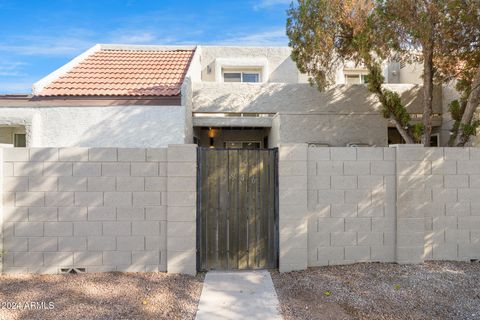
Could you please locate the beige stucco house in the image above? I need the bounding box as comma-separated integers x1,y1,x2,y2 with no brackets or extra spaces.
1,44,479,275
0,44,456,149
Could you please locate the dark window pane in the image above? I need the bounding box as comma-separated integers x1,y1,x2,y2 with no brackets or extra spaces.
224,73,241,82
14,134,26,147
242,73,259,83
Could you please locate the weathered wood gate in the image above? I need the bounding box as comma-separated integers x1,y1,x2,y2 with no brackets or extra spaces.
197,148,278,270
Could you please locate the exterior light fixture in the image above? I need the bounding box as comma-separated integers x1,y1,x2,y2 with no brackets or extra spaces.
208,127,216,147
208,128,216,138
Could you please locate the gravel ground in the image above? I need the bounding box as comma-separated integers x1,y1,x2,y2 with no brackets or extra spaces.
0,272,204,320
271,261,480,320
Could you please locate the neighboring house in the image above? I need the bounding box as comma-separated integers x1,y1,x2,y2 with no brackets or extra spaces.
0,44,456,148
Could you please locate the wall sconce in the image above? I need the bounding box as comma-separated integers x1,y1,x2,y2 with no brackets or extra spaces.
208,128,216,138
208,127,216,147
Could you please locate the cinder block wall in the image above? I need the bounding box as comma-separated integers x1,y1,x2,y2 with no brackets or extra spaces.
396,147,480,262
307,147,396,266
1,146,196,274
279,144,480,271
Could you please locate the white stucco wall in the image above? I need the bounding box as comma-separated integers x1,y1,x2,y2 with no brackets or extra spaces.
0,106,187,147
199,46,305,84
399,62,423,84
193,82,443,147
193,82,442,114
276,113,387,147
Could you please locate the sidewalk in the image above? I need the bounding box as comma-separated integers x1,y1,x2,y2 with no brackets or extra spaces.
195,270,282,320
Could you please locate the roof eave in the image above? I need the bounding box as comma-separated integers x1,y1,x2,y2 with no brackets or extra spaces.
32,44,102,95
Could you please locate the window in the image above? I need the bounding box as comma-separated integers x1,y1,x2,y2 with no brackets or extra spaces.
345,75,360,84
224,72,242,82
430,133,440,147
345,73,369,84
223,72,261,83
242,73,259,83
14,133,26,147
360,74,369,84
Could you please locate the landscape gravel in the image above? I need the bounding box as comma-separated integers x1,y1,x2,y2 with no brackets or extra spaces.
271,261,480,320
0,272,203,320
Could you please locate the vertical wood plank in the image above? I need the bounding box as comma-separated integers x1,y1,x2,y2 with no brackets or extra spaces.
199,149,207,270
238,150,249,269
258,150,269,268
206,150,218,269
247,149,257,268
217,150,228,269
228,150,239,269
198,148,278,271
268,150,277,267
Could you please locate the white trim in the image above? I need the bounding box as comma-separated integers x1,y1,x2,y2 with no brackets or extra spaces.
32,44,102,95
184,45,201,82
99,44,196,51
214,57,269,83
223,71,261,83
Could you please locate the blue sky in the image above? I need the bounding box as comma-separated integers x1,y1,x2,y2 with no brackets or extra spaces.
0,0,291,93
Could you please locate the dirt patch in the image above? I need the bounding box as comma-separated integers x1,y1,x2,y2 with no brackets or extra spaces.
0,272,203,320
271,261,480,320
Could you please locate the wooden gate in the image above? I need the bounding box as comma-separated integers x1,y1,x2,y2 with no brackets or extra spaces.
197,148,278,270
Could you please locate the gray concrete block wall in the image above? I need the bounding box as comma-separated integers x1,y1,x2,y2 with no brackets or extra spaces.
278,144,308,272
396,147,480,262
3,145,480,274
277,145,480,268
306,147,396,266
1,147,197,274
166,144,197,275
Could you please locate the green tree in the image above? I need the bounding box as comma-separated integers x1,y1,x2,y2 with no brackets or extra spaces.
374,0,446,146
287,0,480,146
287,0,415,143
433,1,480,146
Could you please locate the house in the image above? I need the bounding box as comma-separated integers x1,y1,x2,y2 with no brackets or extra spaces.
1,44,478,275
0,44,455,149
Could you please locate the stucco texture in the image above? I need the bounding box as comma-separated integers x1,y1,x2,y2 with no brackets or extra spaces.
193,83,441,147
199,46,302,83
0,106,187,147
193,82,442,114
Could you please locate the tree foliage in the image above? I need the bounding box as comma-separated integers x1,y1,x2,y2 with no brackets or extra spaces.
287,0,415,143
435,0,480,146
287,0,480,147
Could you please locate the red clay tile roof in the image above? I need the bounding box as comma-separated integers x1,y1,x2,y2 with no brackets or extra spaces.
37,49,195,97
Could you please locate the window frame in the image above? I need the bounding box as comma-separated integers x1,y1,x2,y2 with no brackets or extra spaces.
13,133,26,147
344,72,369,84
222,71,262,83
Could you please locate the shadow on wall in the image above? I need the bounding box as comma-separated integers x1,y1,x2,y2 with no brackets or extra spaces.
277,113,388,146
40,106,185,148
269,56,300,83
193,83,375,114
192,82,441,115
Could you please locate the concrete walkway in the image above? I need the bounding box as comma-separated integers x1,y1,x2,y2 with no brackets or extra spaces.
195,270,282,320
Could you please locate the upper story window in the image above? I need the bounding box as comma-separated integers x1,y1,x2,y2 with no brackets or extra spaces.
345,73,369,84
223,69,262,83
14,133,26,147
